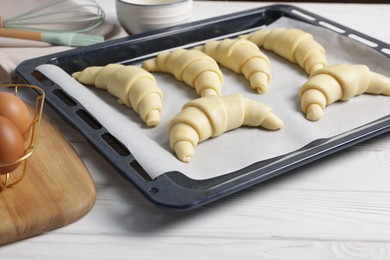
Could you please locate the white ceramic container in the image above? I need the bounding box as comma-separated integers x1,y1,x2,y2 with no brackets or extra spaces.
116,0,193,34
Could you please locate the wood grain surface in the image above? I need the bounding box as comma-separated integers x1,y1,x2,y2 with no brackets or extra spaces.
0,106,96,245
1,1,390,259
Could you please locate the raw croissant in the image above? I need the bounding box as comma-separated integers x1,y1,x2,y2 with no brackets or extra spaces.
241,28,327,76
142,49,223,97
195,38,271,94
169,94,284,162
299,64,390,121
72,64,164,127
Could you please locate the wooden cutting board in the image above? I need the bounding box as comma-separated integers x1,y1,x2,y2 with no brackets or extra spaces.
0,110,96,245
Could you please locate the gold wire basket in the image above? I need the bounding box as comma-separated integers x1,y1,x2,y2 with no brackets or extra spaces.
0,84,45,190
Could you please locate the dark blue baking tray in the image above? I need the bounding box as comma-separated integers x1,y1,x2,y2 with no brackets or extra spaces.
16,5,390,210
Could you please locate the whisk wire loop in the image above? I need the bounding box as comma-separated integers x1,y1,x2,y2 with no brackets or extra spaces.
2,0,105,33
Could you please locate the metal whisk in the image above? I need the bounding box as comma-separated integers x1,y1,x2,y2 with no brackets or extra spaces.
0,0,106,46
2,0,105,33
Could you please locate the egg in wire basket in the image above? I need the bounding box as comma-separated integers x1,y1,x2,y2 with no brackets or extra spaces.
0,84,45,190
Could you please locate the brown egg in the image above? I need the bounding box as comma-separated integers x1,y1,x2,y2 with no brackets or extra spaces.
0,116,26,174
0,92,32,140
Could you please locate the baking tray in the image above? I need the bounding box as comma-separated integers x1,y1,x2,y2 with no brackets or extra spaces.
16,4,390,210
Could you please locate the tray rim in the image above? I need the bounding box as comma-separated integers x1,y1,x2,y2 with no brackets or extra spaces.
15,4,390,210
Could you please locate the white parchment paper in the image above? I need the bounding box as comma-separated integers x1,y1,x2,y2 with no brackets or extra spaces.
37,17,390,180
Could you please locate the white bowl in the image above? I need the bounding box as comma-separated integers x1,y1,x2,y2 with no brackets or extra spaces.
116,0,193,34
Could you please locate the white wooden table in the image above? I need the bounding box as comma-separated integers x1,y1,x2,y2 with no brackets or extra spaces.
2,1,390,259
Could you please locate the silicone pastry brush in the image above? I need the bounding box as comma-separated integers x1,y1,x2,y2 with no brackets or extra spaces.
0,28,104,47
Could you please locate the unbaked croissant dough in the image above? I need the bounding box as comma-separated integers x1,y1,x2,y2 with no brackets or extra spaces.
169,94,284,163
72,64,164,127
241,28,327,76
142,49,223,97
195,38,271,94
299,64,390,121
